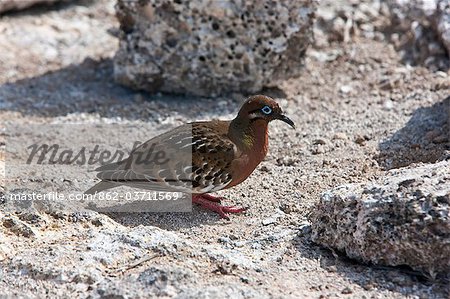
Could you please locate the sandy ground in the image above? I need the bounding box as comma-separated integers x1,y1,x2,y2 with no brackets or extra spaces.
0,0,449,298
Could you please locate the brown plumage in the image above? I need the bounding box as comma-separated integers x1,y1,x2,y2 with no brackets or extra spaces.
85,95,295,219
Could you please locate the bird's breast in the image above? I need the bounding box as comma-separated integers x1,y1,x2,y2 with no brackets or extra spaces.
227,129,269,188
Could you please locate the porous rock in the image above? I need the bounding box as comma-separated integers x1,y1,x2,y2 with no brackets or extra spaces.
113,0,316,96
387,0,449,70
314,0,388,45
436,0,450,57
311,161,450,278
314,0,449,70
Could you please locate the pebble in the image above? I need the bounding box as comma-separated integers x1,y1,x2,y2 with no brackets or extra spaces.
218,237,231,244
379,77,401,90
313,138,327,145
262,217,278,226
0,244,11,261
434,79,450,90
339,85,353,94
341,287,353,294
240,276,250,283
332,132,347,140
355,135,369,145
383,99,394,110
311,145,326,155
259,165,270,172
298,221,312,235
279,202,293,214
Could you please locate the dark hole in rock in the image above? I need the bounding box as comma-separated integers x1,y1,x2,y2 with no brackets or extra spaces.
261,49,270,57
199,56,205,62
166,38,178,48
244,63,250,74
212,22,219,30
226,30,236,38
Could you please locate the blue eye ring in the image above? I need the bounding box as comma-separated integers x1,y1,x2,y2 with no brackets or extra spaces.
261,105,272,115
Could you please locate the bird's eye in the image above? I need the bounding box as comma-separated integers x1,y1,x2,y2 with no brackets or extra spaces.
261,105,272,115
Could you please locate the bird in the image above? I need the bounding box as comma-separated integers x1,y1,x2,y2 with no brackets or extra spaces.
85,95,295,219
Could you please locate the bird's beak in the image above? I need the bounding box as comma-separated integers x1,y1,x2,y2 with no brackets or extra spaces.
277,114,295,129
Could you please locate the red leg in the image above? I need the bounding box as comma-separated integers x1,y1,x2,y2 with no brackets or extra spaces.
199,193,222,203
192,195,247,220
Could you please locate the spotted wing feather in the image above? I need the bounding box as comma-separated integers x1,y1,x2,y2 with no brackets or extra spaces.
94,122,236,194
190,122,236,193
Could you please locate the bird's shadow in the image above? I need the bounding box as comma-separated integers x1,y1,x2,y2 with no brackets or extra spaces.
103,209,234,230
375,96,449,170
85,196,234,229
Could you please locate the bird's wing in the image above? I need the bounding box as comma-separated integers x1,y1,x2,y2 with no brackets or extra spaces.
94,122,237,193
189,122,237,193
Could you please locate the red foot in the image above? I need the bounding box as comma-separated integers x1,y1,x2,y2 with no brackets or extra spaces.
199,193,222,203
192,194,247,220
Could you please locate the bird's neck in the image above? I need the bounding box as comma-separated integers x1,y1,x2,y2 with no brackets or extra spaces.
229,118,269,156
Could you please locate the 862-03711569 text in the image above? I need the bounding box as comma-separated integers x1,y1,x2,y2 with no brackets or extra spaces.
7,191,185,201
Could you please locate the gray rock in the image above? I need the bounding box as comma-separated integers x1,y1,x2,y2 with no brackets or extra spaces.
314,0,449,70
0,0,68,13
313,0,387,46
311,161,450,279
436,0,450,57
113,0,316,96
387,0,449,70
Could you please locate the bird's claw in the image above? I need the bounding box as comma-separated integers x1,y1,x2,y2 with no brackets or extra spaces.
200,193,223,203
217,206,248,220
192,195,247,220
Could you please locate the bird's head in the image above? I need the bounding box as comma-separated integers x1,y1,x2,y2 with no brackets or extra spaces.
237,95,295,129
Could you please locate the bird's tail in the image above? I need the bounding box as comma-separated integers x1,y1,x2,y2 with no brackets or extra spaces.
84,181,118,195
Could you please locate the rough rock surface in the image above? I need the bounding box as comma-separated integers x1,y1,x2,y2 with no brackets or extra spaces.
311,161,450,279
313,0,389,46
387,0,449,70
0,0,68,13
314,0,450,71
436,0,450,56
113,0,316,96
